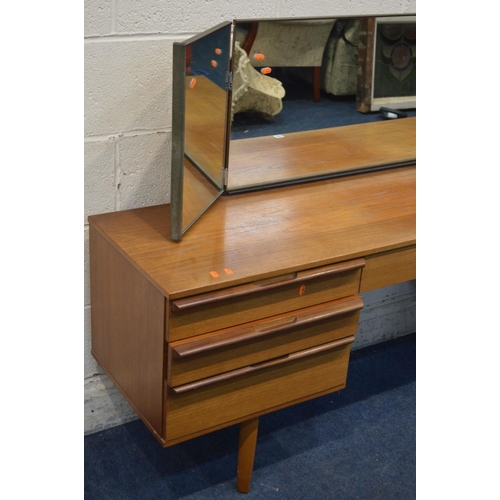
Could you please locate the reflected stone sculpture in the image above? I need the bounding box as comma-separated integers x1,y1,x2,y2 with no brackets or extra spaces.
232,42,286,119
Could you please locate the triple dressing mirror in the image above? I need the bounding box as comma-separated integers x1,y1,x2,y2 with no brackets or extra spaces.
171,15,416,241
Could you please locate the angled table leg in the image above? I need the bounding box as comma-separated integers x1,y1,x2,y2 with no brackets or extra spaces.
237,417,259,493
312,66,321,102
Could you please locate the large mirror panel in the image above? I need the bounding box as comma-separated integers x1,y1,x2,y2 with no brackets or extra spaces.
227,16,416,191
170,15,416,240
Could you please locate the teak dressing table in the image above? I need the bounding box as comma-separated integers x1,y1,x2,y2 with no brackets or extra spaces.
91,13,416,492
89,164,416,493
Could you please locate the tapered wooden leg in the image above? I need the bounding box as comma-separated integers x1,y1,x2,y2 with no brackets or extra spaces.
237,417,259,493
313,66,321,102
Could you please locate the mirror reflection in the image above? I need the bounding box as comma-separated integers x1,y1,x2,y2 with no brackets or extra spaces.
227,16,416,191
184,23,231,188
171,16,416,240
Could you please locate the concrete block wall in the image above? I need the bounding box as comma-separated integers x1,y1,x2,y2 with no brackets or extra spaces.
84,0,416,435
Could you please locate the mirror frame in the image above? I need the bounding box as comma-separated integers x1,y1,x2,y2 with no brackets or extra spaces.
170,21,232,241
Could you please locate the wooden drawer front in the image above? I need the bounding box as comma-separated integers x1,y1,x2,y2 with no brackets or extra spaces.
165,337,353,441
168,258,364,341
168,296,363,387
360,246,416,292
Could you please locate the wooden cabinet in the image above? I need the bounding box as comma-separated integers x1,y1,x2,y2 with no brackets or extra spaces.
165,268,364,442
89,166,416,492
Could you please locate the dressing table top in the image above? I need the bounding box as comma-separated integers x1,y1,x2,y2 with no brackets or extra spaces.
89,164,415,299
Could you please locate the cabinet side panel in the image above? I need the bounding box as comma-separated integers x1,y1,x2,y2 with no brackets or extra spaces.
89,226,165,438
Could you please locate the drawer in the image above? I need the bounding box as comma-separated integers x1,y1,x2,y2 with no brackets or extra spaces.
168,295,363,387
168,258,365,341
165,336,353,441
360,245,416,292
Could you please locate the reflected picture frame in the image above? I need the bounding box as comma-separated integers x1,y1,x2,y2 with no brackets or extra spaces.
356,16,416,112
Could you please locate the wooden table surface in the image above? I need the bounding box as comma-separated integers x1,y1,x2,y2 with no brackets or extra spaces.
182,73,415,194
228,117,416,190
89,165,416,299
184,75,227,185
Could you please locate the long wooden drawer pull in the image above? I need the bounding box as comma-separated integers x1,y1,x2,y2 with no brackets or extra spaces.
247,336,354,368
169,336,355,395
171,296,363,359
171,259,365,312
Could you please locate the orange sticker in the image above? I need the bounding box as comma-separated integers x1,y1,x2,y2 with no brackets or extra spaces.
224,268,233,275
253,53,265,61
215,48,222,55
210,271,219,278
260,67,272,75
211,60,217,68
299,284,306,295
189,77,197,89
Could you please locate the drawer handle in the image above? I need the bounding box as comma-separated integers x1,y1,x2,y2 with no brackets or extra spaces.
171,258,365,312
255,315,298,333
169,336,355,394
171,296,363,359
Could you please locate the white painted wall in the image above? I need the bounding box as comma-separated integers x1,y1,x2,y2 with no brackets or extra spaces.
84,0,417,435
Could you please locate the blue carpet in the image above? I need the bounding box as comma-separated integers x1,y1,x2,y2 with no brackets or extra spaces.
85,333,415,499
231,69,416,140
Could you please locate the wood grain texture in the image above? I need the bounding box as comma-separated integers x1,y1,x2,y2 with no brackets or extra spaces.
171,259,364,311
161,383,351,448
89,227,166,439
227,117,415,189
168,297,362,386
169,262,362,340
237,418,259,493
170,336,354,394
88,166,416,300
184,75,227,185
165,342,352,441
170,295,363,358
181,157,222,231
360,245,416,292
